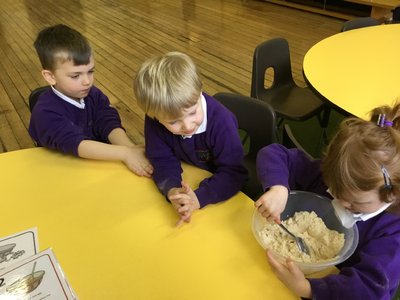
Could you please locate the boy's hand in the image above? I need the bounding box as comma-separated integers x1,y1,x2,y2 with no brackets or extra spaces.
254,185,288,223
267,250,312,298
168,182,200,227
123,145,153,177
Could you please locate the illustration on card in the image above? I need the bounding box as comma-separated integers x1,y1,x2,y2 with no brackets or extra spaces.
4,262,45,296
0,243,26,264
0,228,39,271
0,249,77,299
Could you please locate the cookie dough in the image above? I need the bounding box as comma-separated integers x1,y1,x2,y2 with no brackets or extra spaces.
258,211,345,263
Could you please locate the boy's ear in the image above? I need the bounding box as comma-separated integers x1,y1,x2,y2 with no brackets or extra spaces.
41,70,56,86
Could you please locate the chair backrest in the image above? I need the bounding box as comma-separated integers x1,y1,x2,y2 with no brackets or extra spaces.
251,37,294,99
29,86,51,112
341,17,380,32
214,92,277,199
213,92,276,159
393,6,400,23
282,124,313,159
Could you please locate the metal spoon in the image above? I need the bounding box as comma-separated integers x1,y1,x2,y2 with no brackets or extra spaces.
278,223,310,255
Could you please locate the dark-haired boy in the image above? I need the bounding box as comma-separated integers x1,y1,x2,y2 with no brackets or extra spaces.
29,24,152,177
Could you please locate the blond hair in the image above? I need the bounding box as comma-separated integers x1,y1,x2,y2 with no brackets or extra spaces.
322,102,400,210
133,52,202,119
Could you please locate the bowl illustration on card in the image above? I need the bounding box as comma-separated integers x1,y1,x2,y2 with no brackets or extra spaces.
6,262,45,295
0,243,25,263
0,244,16,262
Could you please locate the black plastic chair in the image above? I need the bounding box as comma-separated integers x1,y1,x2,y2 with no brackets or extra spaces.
341,17,380,32
214,92,277,200
250,37,329,138
29,86,51,112
282,124,313,159
392,6,400,23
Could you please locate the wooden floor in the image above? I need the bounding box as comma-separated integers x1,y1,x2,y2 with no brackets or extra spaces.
0,0,344,153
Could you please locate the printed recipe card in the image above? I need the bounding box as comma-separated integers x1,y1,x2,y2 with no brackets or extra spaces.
0,228,39,272
0,248,77,300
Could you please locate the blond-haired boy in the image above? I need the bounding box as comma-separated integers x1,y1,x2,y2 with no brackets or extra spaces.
134,52,247,225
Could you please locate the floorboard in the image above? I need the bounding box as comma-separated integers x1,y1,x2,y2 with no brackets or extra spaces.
0,0,344,153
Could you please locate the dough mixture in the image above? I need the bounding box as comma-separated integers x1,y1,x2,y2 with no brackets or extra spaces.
258,211,345,263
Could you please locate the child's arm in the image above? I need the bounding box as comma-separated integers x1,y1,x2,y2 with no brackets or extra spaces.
256,143,323,195
108,128,153,176
255,144,328,222
267,250,312,298
28,87,153,176
191,116,247,207
143,115,185,195
267,214,400,299
255,185,288,223
107,127,137,147
306,216,400,300
255,144,318,223
77,138,153,177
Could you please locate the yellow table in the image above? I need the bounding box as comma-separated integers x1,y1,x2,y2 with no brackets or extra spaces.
303,24,400,120
0,148,297,300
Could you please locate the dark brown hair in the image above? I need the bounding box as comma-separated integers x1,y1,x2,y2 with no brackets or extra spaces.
34,24,92,71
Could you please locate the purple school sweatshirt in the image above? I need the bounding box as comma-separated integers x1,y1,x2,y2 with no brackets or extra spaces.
29,86,122,156
144,92,248,208
257,143,400,300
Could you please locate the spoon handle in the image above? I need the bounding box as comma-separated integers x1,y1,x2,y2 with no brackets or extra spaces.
278,224,295,238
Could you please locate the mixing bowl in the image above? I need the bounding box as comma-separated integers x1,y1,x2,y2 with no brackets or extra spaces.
252,190,359,274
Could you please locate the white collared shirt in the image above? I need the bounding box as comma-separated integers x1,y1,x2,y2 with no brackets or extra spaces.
181,94,207,139
327,188,392,228
51,86,86,109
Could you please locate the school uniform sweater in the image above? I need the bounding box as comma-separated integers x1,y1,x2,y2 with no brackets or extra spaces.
29,86,122,156
144,92,248,208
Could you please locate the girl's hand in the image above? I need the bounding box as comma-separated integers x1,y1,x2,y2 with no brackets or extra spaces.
255,185,288,223
267,250,312,299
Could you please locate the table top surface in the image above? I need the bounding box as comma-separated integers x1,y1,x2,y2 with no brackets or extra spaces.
0,148,300,300
303,24,400,120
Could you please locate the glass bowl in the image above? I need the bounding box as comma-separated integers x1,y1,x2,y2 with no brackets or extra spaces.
252,190,359,274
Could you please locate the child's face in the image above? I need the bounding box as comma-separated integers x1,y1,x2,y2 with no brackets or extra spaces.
335,189,386,214
157,96,204,136
42,55,95,100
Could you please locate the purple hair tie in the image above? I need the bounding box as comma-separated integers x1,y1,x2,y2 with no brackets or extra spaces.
377,114,393,127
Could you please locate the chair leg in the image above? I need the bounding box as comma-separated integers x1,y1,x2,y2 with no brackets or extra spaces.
321,106,331,127
282,124,313,158
277,117,284,127
317,106,331,145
